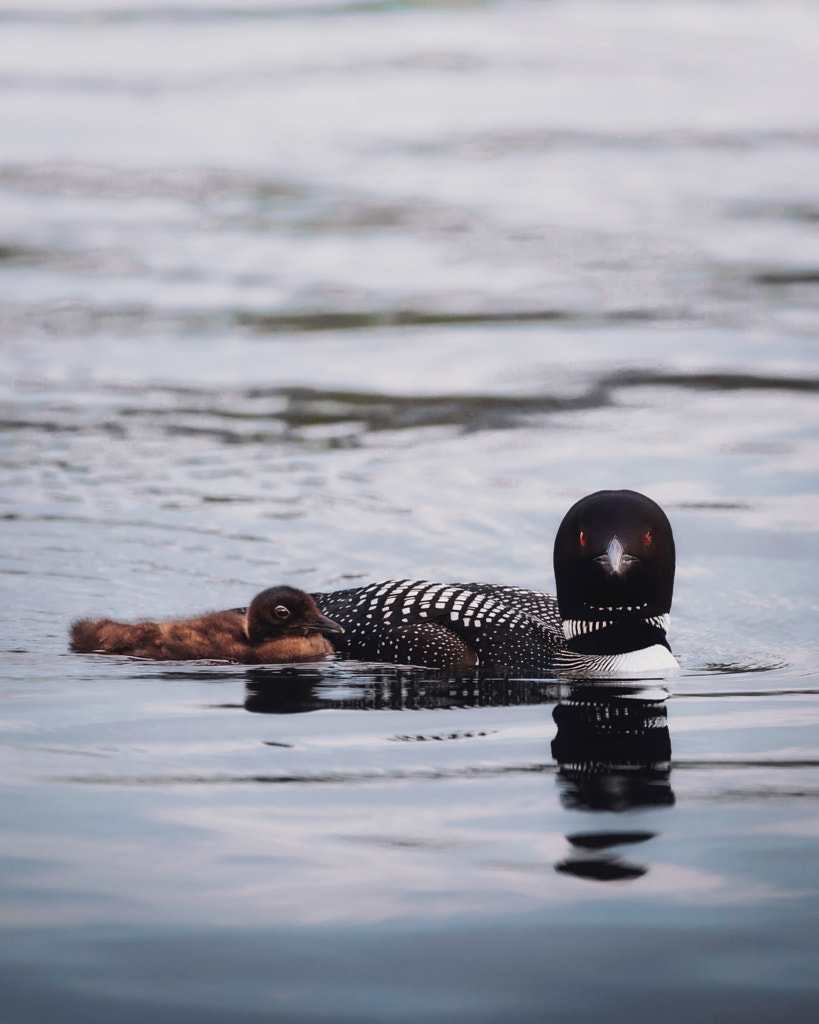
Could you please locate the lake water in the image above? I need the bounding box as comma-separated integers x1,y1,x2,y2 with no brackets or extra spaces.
2,1,819,1021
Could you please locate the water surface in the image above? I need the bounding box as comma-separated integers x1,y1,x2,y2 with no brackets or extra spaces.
2,1,819,1021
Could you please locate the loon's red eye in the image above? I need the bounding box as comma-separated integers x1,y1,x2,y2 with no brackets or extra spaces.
579,531,587,547
643,530,652,546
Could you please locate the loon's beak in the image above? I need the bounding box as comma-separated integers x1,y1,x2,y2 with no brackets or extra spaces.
593,535,637,576
306,612,345,635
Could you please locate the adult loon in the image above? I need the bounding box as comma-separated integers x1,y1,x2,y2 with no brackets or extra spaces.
70,586,344,663
313,490,678,676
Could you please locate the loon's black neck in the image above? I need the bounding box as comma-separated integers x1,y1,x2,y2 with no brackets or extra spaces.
564,618,671,656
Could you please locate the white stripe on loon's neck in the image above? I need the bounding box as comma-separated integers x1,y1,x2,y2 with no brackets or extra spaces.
562,613,671,641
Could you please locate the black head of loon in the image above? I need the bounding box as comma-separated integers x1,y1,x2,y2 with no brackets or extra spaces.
553,489,675,655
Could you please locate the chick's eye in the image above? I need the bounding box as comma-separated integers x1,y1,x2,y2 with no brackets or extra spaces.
643,531,652,546
274,605,290,618
579,531,587,547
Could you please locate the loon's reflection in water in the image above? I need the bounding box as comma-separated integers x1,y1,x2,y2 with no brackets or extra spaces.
241,667,674,882
552,684,674,882
242,666,564,714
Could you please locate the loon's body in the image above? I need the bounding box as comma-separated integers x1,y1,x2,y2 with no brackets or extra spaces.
70,586,343,664
314,490,677,677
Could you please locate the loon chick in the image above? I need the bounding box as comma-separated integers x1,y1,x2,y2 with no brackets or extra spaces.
313,490,677,676
70,586,344,664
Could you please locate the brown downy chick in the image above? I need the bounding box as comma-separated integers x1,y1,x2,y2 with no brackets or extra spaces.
70,585,343,664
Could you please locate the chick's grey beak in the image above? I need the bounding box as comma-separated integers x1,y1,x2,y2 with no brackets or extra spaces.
307,612,345,635
594,535,637,576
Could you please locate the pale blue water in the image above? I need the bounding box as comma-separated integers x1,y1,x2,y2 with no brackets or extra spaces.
1,1,819,1021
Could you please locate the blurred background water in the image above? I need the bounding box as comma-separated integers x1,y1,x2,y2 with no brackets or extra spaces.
1,1,819,1021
